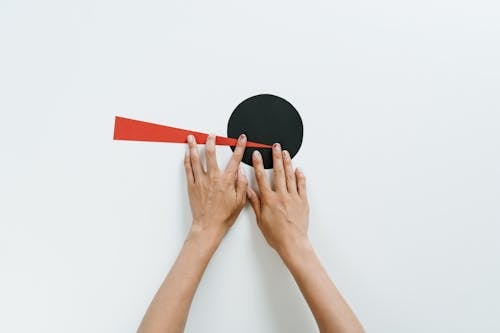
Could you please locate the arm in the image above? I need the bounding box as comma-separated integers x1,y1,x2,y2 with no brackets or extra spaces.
138,133,249,333
246,144,364,333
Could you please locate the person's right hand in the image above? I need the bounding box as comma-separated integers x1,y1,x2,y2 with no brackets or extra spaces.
184,133,248,243
246,143,309,255
247,146,366,333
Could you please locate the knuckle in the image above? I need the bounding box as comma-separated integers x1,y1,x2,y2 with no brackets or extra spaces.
222,174,233,184
260,190,272,202
259,194,268,204
239,194,247,204
208,172,219,182
256,171,266,181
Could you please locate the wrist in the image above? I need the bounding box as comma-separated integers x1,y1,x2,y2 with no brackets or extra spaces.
277,236,314,265
186,222,225,251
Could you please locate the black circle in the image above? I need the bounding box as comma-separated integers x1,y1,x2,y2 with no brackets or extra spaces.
227,94,303,169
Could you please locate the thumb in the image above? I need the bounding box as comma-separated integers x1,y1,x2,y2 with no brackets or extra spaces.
246,187,261,222
236,166,248,206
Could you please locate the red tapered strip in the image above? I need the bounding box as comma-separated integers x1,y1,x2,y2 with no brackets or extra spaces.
113,116,272,148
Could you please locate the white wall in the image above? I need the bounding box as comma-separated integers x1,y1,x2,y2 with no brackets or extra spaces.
1,0,499,332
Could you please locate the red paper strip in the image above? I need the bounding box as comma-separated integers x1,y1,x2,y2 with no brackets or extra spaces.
113,116,272,148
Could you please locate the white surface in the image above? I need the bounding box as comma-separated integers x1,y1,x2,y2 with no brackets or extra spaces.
1,0,499,332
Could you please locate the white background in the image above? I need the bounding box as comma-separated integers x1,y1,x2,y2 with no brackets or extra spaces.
1,0,499,332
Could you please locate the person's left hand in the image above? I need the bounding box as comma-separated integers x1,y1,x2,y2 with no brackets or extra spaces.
184,133,248,243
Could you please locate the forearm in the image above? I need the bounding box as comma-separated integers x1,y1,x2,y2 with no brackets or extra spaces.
137,227,222,333
279,239,364,333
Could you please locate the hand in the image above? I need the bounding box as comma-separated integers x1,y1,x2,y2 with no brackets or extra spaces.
247,143,309,255
184,133,248,243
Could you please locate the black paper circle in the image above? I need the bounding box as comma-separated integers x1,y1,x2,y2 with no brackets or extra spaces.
227,94,303,169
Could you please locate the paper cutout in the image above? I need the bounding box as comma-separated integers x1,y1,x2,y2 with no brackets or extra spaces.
227,94,303,169
113,116,273,148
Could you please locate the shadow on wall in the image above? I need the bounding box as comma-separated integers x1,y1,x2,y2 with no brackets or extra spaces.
249,218,317,332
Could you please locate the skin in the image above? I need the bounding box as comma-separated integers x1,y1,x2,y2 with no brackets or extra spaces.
137,133,248,333
137,135,364,333
247,144,365,333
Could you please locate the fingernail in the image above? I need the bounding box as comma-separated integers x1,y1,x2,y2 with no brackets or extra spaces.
273,143,281,151
239,134,246,141
253,150,261,160
283,150,289,159
187,134,194,143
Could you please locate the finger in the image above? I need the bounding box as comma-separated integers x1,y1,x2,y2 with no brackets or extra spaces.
282,150,297,194
205,134,219,175
246,187,261,221
187,134,204,181
236,166,248,205
272,143,286,192
295,168,308,200
252,150,272,194
225,134,247,176
184,148,194,185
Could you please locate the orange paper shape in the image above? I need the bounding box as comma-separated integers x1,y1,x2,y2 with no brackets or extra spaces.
113,116,272,148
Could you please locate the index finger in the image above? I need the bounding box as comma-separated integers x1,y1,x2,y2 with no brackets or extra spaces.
224,134,247,175
205,134,219,175
252,150,272,194
272,143,287,192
